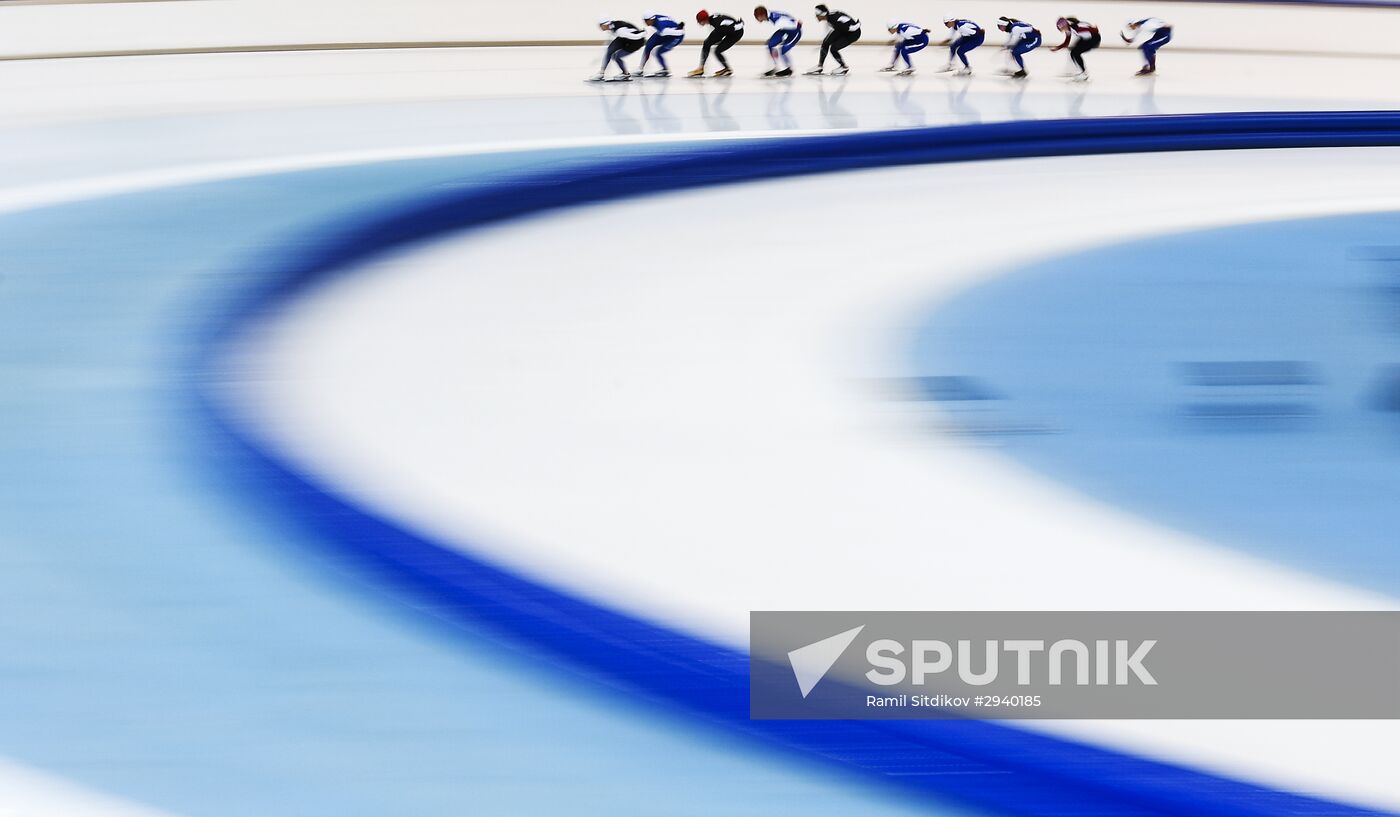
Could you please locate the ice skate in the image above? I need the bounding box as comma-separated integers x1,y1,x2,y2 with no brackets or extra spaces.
804,66,824,75
774,67,794,77
1135,66,1155,76
831,65,850,75
933,62,954,73
954,66,972,76
897,68,915,76
1009,69,1027,79
763,67,778,76
878,64,897,72
713,67,734,77
646,69,671,78
687,67,706,77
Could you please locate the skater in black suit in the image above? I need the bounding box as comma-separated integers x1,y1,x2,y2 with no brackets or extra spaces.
590,19,646,81
807,5,861,75
690,10,746,77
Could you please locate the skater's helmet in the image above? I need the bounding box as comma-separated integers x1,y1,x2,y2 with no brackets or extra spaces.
886,19,898,30
696,9,710,24
754,5,769,22
1055,16,1070,29
814,3,828,17
996,15,1012,30
943,15,956,25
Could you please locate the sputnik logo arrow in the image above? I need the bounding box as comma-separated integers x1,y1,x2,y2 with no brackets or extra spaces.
787,625,865,698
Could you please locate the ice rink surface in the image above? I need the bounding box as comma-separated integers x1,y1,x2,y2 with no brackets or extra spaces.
234,147,1400,813
5,41,1400,817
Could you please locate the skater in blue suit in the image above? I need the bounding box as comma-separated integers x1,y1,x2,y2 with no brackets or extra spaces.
880,22,929,76
938,17,984,75
754,6,802,76
1122,17,1172,75
997,16,1040,79
639,11,686,76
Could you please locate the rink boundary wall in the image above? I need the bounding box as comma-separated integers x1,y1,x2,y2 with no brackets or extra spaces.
6,40,1400,63
1,0,1398,61
193,111,1400,817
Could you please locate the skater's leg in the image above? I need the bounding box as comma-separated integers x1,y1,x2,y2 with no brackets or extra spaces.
1011,37,1036,71
823,32,845,67
1140,28,1171,70
956,30,984,68
819,31,834,68
1069,42,1086,72
906,38,927,67
603,40,626,74
781,30,801,67
715,36,734,69
641,34,660,70
655,37,679,71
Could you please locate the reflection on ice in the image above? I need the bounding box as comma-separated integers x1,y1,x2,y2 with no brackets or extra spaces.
586,74,1284,136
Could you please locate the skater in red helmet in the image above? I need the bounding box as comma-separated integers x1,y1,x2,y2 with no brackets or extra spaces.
754,6,802,76
1051,16,1100,82
690,9,746,77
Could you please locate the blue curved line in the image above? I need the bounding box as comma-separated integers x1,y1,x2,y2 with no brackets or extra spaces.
192,112,1400,817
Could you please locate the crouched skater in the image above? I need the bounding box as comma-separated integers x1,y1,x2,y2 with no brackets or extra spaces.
690,10,744,76
939,17,985,76
880,21,929,75
639,11,686,77
591,19,647,81
754,6,802,76
997,16,1040,79
1122,17,1172,76
807,5,860,75
1051,16,1099,82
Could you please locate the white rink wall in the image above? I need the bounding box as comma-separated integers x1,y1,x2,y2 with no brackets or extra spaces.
0,0,1390,59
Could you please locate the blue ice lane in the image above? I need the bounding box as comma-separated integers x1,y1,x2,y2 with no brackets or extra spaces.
912,211,1400,595
0,146,969,817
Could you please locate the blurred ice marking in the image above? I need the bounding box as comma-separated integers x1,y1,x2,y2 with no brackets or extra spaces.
1178,360,1321,426
881,376,1056,436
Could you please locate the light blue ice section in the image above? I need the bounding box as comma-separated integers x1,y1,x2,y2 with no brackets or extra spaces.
912,210,1400,595
0,150,966,817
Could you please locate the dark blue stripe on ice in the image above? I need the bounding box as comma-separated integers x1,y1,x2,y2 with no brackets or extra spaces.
195,112,1400,817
